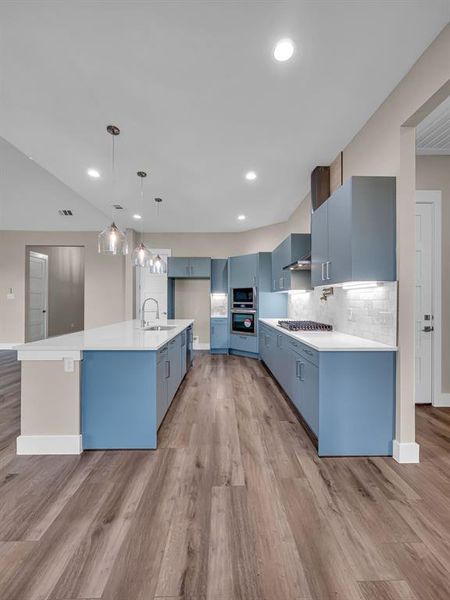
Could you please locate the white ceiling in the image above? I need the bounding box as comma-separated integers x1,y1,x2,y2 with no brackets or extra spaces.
0,1,449,232
416,95,450,155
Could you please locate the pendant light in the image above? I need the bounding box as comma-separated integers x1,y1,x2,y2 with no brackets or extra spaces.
98,125,128,255
131,171,153,267
150,197,167,274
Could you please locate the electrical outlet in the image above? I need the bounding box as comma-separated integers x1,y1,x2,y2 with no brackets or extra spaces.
347,308,354,321
6,288,15,300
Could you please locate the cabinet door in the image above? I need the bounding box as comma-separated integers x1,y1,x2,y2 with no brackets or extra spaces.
157,355,168,428
211,319,228,349
275,334,290,393
168,335,182,401
229,254,258,288
311,202,328,287
229,333,258,354
180,330,187,377
327,182,352,284
167,257,190,278
211,259,228,293
189,257,211,278
297,358,319,435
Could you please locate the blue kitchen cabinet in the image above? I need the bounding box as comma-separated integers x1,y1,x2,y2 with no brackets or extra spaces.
296,354,319,436
229,253,258,288
168,257,211,278
211,259,228,293
272,234,311,292
311,176,396,287
168,334,182,402
259,321,395,456
189,257,211,278
210,318,228,353
311,201,329,287
157,346,169,428
229,333,258,355
181,330,187,377
168,257,191,278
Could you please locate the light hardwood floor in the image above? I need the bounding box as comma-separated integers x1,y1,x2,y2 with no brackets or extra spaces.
1,349,450,599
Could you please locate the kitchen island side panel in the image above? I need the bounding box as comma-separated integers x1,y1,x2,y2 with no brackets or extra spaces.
318,351,396,456
81,350,157,449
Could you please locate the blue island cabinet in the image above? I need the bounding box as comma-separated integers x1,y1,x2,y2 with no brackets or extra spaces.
82,329,190,449
259,323,395,456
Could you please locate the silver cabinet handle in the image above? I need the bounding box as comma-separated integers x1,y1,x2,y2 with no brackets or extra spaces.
273,279,276,290
296,361,301,378
321,263,325,281
326,261,331,280
165,360,170,378
300,362,305,381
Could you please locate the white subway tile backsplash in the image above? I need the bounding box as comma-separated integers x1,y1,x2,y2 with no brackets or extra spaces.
288,282,397,346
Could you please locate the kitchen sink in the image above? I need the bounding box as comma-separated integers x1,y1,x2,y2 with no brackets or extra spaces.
144,325,176,331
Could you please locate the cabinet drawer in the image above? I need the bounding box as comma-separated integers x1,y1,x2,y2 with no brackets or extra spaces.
230,333,258,353
285,336,319,366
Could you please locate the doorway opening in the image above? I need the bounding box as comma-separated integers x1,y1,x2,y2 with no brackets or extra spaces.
25,246,85,342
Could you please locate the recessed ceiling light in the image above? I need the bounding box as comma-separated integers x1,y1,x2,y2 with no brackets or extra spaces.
87,168,101,178
237,214,246,221
133,214,142,220
274,38,295,62
245,171,257,181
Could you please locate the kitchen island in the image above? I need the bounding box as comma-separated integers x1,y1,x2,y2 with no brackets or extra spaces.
259,319,397,456
16,319,193,454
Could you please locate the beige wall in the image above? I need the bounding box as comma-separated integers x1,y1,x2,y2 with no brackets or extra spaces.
416,155,450,391
175,279,211,343
27,245,85,339
0,231,128,343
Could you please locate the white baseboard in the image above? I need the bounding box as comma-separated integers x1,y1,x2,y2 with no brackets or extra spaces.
393,440,420,463
17,434,82,455
194,342,210,350
434,393,450,408
0,343,21,350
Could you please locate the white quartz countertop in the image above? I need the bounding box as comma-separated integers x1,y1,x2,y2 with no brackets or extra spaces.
260,319,397,352
16,319,194,352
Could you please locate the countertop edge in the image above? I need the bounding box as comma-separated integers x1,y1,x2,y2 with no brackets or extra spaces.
16,320,195,353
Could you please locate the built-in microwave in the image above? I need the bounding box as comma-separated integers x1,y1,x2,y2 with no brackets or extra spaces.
231,310,256,336
232,287,256,309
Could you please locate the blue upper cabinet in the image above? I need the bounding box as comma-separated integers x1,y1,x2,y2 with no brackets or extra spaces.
311,176,396,287
211,259,228,293
271,234,311,292
168,257,190,278
229,253,258,288
168,257,211,278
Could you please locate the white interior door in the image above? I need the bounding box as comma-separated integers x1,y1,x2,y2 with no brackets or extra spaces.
28,251,48,341
415,202,434,404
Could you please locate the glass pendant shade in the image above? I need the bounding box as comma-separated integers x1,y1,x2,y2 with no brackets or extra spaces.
151,254,167,274
98,222,128,255
131,242,153,267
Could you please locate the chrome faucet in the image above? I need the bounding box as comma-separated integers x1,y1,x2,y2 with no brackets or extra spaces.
141,297,160,327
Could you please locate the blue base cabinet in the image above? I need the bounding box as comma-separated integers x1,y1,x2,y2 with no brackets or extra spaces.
259,322,395,456
82,329,191,450
229,333,258,356
211,318,229,354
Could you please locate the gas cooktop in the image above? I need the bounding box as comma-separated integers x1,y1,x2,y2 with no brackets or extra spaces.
277,320,333,332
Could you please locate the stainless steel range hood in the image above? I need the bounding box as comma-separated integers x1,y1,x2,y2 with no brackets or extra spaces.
283,253,311,272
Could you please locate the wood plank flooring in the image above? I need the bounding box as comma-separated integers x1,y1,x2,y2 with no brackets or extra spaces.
1,349,450,599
